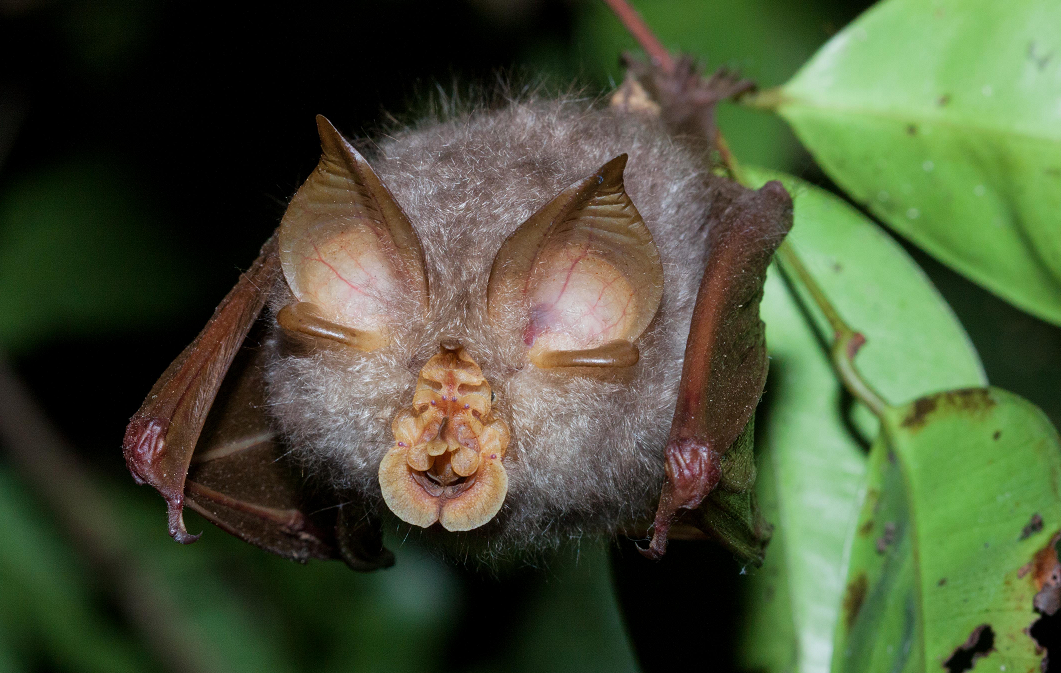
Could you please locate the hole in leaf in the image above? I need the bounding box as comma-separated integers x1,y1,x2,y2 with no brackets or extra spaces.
1031,609,1060,672
943,624,994,673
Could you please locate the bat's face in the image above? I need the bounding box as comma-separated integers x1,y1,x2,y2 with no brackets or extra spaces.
264,103,715,550
122,62,788,566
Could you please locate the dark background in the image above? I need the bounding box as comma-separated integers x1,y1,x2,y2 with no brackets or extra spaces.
1,1,1058,671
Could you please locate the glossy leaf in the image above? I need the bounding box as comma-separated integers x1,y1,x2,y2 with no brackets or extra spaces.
835,388,1061,672
773,0,1061,324
737,168,986,673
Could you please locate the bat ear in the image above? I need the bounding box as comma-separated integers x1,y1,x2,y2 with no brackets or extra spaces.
487,154,664,368
278,116,429,349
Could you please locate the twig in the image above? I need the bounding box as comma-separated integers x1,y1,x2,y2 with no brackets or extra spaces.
774,244,891,417
0,355,222,673
600,0,675,73
737,87,788,112
713,129,746,183
600,0,890,420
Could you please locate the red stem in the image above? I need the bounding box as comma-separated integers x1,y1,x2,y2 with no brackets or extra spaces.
600,0,676,74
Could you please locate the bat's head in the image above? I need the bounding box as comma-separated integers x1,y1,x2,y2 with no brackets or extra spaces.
265,106,712,554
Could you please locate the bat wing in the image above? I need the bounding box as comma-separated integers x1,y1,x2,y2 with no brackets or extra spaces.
616,54,794,563
123,234,393,570
646,178,793,564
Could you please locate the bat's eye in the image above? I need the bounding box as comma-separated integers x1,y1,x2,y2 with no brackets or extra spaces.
277,115,429,351
275,301,386,351
487,154,663,369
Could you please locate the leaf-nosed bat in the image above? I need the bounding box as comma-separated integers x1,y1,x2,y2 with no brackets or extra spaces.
123,60,792,569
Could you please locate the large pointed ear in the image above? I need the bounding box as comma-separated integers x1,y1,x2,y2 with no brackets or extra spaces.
278,116,428,349
487,154,663,368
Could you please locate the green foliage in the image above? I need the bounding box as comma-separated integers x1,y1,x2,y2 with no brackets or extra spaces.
0,469,152,673
0,463,638,673
737,169,988,673
734,4,1061,667
836,389,1061,671
769,0,1061,325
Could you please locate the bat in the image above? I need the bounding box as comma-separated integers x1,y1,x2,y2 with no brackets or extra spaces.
123,57,792,570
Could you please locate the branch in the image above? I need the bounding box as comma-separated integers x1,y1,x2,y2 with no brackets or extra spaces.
774,244,890,417
600,0,675,73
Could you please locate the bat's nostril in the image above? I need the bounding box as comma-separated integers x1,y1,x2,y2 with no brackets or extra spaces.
379,338,510,531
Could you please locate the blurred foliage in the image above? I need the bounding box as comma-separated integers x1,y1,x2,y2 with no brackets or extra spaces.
0,0,1059,672
0,459,638,673
0,159,201,353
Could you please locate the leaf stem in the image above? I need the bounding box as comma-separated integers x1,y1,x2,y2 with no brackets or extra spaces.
738,87,788,111
775,242,891,418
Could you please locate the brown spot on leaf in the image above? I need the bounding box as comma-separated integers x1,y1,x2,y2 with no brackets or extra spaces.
902,397,939,429
1021,514,1045,541
943,624,995,672
949,388,996,410
993,430,1002,440
1027,535,1061,673
938,578,947,586
937,94,951,106
901,389,996,431
858,519,875,536
906,124,918,136
876,521,897,554
843,573,868,629
1029,607,1060,671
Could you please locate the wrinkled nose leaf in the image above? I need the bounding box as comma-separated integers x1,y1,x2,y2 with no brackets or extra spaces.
378,341,510,531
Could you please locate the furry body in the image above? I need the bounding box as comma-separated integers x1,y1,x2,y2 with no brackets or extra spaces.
264,97,720,554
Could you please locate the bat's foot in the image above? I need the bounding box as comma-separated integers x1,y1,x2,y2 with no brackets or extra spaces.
616,53,755,144
641,438,722,560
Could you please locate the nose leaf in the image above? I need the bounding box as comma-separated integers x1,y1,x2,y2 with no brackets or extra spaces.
378,342,510,531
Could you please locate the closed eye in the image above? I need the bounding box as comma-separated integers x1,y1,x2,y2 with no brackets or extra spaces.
530,340,640,369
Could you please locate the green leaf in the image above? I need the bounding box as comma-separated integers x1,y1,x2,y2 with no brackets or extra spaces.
832,434,921,672
835,388,1061,671
770,0,1061,325
738,168,986,673
747,167,986,405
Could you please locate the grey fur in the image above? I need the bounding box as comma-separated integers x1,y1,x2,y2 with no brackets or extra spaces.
263,96,719,557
